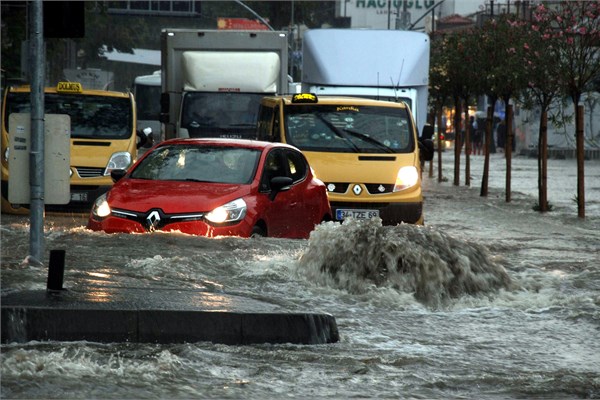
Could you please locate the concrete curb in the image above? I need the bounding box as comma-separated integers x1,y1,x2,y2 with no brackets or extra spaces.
1,287,339,345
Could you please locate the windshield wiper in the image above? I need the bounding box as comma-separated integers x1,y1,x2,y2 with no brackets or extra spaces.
342,128,395,153
314,113,361,153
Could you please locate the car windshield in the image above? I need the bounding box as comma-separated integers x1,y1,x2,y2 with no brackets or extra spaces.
130,144,261,184
283,105,415,154
5,92,133,139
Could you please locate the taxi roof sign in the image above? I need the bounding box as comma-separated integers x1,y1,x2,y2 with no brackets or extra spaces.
57,82,83,93
292,93,318,104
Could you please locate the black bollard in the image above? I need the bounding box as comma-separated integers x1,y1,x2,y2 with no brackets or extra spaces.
47,249,66,291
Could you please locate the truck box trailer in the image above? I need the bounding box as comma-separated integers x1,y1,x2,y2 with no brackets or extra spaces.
301,29,430,136
160,29,289,140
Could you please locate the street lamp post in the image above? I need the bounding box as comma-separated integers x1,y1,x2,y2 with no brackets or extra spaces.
29,0,45,263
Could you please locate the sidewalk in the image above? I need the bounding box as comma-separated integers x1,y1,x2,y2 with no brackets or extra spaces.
423,149,600,218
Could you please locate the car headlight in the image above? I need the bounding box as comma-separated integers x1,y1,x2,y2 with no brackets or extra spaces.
393,166,419,192
205,198,247,224
92,193,111,218
104,152,132,175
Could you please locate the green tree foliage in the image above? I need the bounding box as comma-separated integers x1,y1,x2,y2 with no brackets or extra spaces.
1,1,336,87
239,1,337,29
76,2,153,66
549,1,600,218
428,36,451,108
429,35,452,182
549,1,600,105
438,29,483,186
1,3,27,82
518,4,563,114
517,3,564,213
428,1,599,217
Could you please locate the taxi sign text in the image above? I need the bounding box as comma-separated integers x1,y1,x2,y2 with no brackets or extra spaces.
57,82,83,93
292,93,318,104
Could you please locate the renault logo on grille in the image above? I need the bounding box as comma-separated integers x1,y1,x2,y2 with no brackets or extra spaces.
146,210,161,231
353,184,362,195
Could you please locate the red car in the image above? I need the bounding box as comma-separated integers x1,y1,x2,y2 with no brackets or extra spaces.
87,138,332,239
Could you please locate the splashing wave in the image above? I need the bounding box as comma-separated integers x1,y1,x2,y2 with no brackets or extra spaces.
297,218,515,308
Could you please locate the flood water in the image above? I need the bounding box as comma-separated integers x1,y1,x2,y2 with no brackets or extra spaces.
2,152,599,399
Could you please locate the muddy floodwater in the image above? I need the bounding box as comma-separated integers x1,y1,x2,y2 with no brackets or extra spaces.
2,152,599,399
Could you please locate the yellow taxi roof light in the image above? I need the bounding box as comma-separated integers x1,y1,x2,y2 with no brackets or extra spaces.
57,82,83,93
292,93,318,104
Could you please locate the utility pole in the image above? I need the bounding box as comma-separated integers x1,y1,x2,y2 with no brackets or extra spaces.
387,0,391,29
396,0,410,30
29,0,45,263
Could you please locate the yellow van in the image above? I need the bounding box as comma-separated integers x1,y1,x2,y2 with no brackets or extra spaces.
1,82,142,214
257,94,432,225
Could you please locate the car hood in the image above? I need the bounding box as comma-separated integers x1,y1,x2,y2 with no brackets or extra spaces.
107,179,252,213
303,151,418,183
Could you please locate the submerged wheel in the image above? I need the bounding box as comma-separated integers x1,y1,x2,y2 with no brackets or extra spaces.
250,225,266,238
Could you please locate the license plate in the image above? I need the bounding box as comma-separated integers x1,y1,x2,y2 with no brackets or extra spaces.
70,192,88,202
336,209,379,220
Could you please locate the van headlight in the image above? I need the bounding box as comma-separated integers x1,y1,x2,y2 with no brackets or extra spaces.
393,166,419,192
104,152,132,175
205,198,247,224
92,193,111,218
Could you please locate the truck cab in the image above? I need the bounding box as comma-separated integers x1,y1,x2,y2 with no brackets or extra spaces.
160,29,289,141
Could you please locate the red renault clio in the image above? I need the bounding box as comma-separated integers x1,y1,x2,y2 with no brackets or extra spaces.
87,138,332,239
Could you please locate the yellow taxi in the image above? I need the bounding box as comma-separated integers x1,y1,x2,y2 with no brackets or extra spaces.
257,94,433,225
1,82,142,214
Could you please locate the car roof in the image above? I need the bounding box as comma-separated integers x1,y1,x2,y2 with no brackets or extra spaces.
157,138,296,152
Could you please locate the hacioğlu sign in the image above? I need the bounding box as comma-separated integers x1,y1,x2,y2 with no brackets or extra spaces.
354,0,436,9
344,0,438,29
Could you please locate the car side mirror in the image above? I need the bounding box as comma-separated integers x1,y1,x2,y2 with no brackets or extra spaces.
421,124,434,141
137,127,153,149
418,138,434,162
269,176,293,201
110,169,127,183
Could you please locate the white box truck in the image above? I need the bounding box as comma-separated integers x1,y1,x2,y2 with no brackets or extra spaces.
301,29,430,137
160,29,289,140
133,70,162,144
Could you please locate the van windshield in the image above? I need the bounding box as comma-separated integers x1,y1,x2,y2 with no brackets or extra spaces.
5,92,133,139
283,105,415,154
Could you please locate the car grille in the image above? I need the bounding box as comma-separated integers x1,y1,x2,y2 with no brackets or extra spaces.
325,182,395,195
75,167,105,178
364,183,395,194
111,208,206,231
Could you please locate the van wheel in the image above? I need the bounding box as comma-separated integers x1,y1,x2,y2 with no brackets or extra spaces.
251,225,266,238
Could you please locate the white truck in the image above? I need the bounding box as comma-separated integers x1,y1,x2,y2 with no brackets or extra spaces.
133,70,162,144
301,29,430,136
160,29,289,140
